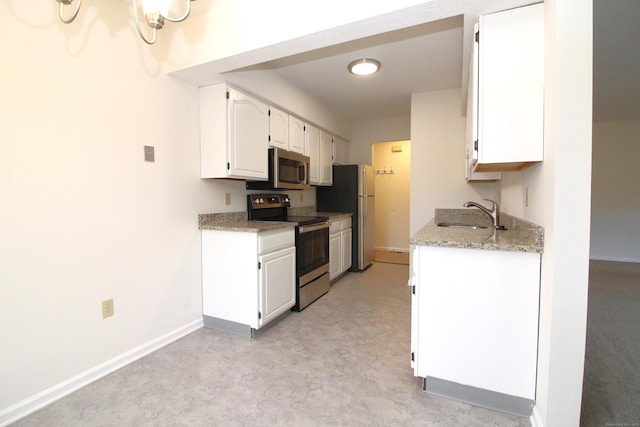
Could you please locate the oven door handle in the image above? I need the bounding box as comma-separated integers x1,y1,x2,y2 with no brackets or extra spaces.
298,222,329,234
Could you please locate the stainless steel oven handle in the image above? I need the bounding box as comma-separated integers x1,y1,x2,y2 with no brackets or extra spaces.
298,222,329,234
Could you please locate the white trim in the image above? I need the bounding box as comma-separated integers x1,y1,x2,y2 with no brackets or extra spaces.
530,405,543,427
590,255,640,264
0,319,203,427
375,246,409,253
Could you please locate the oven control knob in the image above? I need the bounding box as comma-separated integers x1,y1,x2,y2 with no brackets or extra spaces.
284,197,289,203
259,198,265,204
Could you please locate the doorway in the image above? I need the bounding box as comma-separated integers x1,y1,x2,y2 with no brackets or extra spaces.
372,140,411,265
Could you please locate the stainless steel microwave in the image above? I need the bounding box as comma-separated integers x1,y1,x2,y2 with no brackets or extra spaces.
246,148,310,190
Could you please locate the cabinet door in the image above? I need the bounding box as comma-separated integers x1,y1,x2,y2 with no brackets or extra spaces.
340,228,352,273
416,245,540,399
259,246,296,326
269,106,289,150
410,245,419,373
289,116,305,154
466,26,501,182
305,123,321,184
476,3,543,171
228,88,269,179
329,232,341,280
332,136,344,165
319,132,333,186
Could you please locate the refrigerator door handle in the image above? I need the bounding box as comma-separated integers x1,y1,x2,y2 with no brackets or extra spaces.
362,166,367,197
363,196,367,226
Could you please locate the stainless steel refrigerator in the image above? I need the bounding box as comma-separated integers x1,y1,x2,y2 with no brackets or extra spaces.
316,164,375,271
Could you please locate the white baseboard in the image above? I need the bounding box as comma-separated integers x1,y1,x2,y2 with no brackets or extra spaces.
375,246,409,253
0,318,203,427
530,405,543,427
590,255,640,263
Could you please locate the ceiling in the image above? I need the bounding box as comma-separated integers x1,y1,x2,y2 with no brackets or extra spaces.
230,16,464,122
179,1,640,124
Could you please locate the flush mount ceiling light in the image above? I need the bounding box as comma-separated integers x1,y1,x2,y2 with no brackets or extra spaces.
55,0,195,45
348,58,381,76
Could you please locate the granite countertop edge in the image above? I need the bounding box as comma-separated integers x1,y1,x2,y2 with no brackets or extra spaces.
198,209,352,232
410,209,544,254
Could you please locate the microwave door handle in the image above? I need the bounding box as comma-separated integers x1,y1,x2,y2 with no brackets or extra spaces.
301,162,307,183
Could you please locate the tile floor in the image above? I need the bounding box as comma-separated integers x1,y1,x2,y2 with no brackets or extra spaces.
14,262,529,426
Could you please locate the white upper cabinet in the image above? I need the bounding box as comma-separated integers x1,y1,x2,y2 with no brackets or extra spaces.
305,123,321,184
289,115,305,154
320,131,333,186
200,84,269,180
472,3,544,173
332,136,346,165
466,30,502,182
306,123,333,186
269,106,289,150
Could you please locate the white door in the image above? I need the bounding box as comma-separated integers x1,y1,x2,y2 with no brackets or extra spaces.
289,116,305,154
269,106,289,149
341,229,352,273
228,88,269,179
320,132,333,185
329,232,341,280
306,124,321,184
259,246,296,326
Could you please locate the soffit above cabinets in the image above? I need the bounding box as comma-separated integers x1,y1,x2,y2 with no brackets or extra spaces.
172,0,639,123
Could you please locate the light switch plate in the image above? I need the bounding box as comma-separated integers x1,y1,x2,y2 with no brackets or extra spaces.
144,146,155,162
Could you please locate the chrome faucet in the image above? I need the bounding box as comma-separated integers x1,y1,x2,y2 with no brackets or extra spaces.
463,199,506,230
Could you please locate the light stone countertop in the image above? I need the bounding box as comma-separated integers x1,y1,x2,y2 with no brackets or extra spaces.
315,212,352,221
198,212,295,232
410,209,544,253
198,209,351,232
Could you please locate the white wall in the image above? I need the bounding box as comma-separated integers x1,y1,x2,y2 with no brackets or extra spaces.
2,2,595,427
373,141,411,252
410,89,497,236
499,1,593,426
590,120,640,263
350,116,411,164
0,3,314,424
0,3,207,421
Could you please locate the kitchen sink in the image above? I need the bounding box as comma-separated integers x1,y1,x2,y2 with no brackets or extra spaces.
437,222,489,229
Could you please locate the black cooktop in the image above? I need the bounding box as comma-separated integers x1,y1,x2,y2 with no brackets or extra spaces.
247,194,327,226
260,215,329,226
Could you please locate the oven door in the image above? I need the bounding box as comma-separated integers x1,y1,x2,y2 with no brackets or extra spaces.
296,222,329,283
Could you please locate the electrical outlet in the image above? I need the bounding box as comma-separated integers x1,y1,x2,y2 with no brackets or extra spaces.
525,187,529,207
299,193,303,202
102,299,114,319
224,193,231,206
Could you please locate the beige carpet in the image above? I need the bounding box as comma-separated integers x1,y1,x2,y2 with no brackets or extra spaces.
580,260,640,427
375,249,410,265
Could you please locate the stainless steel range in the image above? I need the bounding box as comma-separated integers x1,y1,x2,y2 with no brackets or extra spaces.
247,194,330,311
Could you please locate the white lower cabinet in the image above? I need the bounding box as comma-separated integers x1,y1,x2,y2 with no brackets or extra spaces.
410,244,541,416
329,217,352,281
202,228,295,336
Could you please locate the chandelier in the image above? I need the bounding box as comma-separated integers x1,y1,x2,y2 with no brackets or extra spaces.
56,0,196,45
